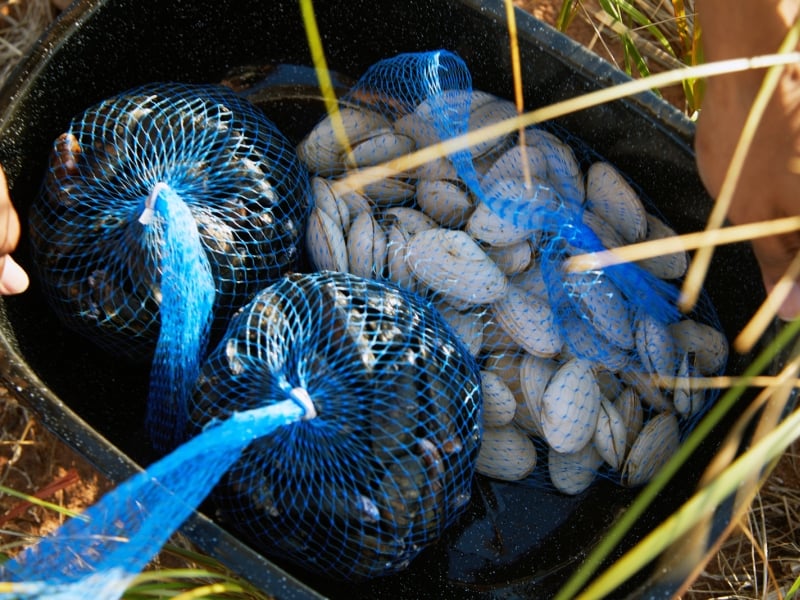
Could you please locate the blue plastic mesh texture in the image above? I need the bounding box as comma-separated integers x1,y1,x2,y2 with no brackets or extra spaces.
187,270,483,580
298,49,729,493
30,81,311,363
30,81,312,453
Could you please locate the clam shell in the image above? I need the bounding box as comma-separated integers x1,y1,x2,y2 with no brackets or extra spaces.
480,318,523,353
509,261,548,302
386,222,417,294
298,106,391,173
468,95,518,159
410,156,459,181
435,303,484,357
582,208,626,250
394,90,472,149
622,412,680,487
416,178,474,228
475,423,537,481
566,270,633,350
306,207,348,272
486,239,533,276
513,396,544,438
311,177,350,233
585,161,647,244
594,398,627,470
548,444,603,495
519,353,559,430
636,213,689,280
383,206,438,236
363,176,416,207
673,352,705,418
347,211,387,279
614,386,644,450
480,370,517,427
491,283,562,358
406,228,508,304
466,196,538,248
540,358,601,454
343,128,416,169
668,319,729,376
483,353,525,403
635,310,679,378
525,127,585,204
482,144,549,185
335,186,373,229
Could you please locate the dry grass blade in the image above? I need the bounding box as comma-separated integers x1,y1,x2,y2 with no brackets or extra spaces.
0,0,53,88
565,215,800,271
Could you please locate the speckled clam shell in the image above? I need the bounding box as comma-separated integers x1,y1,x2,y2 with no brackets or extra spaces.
347,211,387,279
614,386,644,450
636,213,689,280
519,353,558,434
306,207,348,272
635,310,679,378
298,106,391,173
406,228,508,305
585,161,647,244
485,239,533,276
480,370,517,427
466,197,537,248
668,318,729,376
673,352,705,418
385,221,417,294
491,283,562,358
416,178,475,229
467,94,519,159
383,206,438,236
622,412,680,487
435,303,485,357
548,443,603,495
594,398,628,470
540,358,601,454
476,423,537,481
311,177,350,233
343,128,416,169
525,127,585,204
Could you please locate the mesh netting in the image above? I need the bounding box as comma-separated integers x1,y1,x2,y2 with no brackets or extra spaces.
30,81,311,452
188,271,481,579
2,49,730,598
298,49,729,494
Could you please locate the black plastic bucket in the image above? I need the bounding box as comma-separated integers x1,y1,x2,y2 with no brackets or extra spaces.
0,1,771,598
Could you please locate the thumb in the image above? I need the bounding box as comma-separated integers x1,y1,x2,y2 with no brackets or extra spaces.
0,255,29,295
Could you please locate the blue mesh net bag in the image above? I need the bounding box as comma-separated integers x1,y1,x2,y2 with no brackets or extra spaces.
0,271,481,594
298,49,729,494
2,49,730,599
29,81,312,451
188,270,482,579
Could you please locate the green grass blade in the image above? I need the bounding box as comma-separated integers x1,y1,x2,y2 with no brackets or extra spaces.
555,0,579,32
554,317,800,600
576,386,800,599
0,484,87,521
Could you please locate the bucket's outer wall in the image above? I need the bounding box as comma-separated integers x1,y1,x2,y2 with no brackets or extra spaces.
0,0,766,598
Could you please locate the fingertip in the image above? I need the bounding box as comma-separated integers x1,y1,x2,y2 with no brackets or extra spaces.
0,256,29,295
777,289,800,321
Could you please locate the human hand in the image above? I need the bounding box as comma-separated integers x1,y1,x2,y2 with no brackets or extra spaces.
0,165,29,295
694,0,800,320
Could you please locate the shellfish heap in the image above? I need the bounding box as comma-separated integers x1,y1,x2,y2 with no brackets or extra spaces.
28,79,483,582
30,82,312,451
298,52,729,495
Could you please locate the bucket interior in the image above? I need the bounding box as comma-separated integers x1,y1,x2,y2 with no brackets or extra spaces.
0,1,770,597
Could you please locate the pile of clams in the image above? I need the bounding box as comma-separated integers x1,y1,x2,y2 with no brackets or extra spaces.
297,90,729,495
